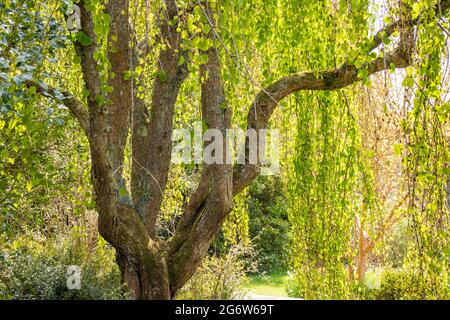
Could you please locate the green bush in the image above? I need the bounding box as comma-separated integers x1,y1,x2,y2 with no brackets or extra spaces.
356,268,449,300
0,232,129,300
248,176,290,274
285,271,302,298
177,245,256,300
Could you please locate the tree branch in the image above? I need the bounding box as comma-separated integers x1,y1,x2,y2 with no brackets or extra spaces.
74,1,102,111
369,0,450,52
69,1,152,260
131,0,189,237
24,80,90,135
232,0,450,195
105,0,132,176
232,45,411,194
168,3,233,295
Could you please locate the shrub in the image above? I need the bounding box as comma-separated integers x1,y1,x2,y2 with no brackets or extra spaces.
177,244,257,300
285,271,302,298
0,232,129,300
356,268,449,300
248,176,290,274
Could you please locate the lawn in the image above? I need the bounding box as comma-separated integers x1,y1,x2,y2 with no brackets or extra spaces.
246,274,289,297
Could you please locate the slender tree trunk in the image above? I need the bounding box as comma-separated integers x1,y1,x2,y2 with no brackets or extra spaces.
356,234,372,281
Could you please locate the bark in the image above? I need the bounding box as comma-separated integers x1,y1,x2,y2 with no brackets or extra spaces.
354,195,406,281
167,2,233,296
105,0,132,175
356,232,373,281
30,0,450,299
131,0,188,237
116,251,170,299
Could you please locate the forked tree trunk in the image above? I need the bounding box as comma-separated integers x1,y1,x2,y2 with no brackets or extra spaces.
85,0,233,300
29,0,447,300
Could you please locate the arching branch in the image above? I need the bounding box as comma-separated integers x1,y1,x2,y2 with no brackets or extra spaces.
232,1,450,195
232,46,411,194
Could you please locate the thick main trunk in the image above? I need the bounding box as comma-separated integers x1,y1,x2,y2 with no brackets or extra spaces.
117,252,171,300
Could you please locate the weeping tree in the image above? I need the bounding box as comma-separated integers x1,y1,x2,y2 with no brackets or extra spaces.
3,0,450,299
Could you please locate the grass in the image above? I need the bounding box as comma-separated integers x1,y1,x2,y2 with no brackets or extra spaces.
246,273,289,297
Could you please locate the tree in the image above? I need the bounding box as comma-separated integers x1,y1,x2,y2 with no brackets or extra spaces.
352,76,407,281
12,0,450,299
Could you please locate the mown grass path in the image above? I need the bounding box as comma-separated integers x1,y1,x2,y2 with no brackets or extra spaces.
244,274,302,299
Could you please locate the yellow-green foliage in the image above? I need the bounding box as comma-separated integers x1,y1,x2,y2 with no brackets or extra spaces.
222,190,250,246
0,231,129,300
176,245,256,300
362,268,449,300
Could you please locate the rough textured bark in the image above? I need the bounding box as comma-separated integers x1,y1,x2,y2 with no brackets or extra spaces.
105,0,132,175
30,0,450,299
168,6,233,293
131,0,188,238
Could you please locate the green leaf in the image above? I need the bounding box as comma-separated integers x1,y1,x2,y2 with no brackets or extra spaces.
402,77,414,88
1,149,8,160
95,94,105,104
219,101,228,110
75,31,93,46
197,54,209,65
178,55,185,66
202,23,211,35
123,70,132,80
411,2,422,20
444,247,450,256
73,54,82,64
389,63,395,73
357,68,368,82
102,85,113,93
82,89,90,98
119,186,127,197
157,70,168,82
196,38,212,52
393,143,404,156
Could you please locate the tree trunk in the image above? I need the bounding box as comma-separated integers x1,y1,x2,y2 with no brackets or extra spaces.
356,234,374,282
116,252,171,300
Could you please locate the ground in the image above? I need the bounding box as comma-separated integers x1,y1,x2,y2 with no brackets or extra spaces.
244,273,300,300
